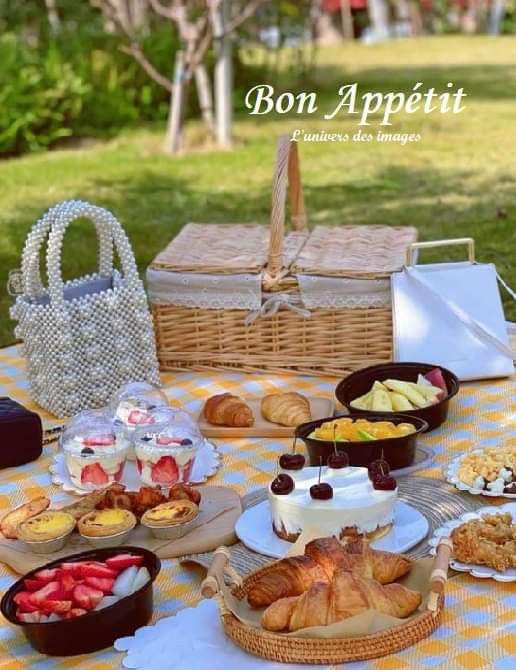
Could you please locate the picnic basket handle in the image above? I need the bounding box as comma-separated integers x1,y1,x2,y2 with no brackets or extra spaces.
201,546,231,599
21,201,114,300
46,200,140,309
406,238,475,266
266,136,307,280
427,538,452,613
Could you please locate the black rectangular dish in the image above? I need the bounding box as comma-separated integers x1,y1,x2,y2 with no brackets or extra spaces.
0,546,160,656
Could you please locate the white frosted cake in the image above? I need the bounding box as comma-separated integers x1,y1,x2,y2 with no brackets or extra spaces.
268,465,397,542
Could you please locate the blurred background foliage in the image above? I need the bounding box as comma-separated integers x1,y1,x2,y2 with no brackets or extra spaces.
2,0,514,157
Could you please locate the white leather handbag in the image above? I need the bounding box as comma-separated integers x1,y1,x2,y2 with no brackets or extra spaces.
10,200,160,417
391,238,515,381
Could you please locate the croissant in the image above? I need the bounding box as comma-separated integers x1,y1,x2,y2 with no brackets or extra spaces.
261,392,311,427
247,537,412,608
262,570,422,632
247,555,327,608
305,537,412,585
203,393,254,427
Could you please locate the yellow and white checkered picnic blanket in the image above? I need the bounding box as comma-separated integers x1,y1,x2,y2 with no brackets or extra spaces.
0,344,514,670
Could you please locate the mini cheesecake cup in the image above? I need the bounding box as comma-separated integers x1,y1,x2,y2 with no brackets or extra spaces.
18,512,75,555
60,412,130,492
133,410,202,489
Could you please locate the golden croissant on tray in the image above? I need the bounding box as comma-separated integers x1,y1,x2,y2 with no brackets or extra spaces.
261,392,311,427
247,538,412,608
261,570,422,632
203,393,254,427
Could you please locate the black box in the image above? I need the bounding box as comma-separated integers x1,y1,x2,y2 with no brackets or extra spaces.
0,398,42,469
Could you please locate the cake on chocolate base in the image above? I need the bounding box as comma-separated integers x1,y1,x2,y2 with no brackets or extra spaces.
268,465,397,543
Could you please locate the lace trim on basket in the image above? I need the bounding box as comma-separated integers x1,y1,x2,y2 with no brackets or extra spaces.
146,269,392,314
296,274,391,309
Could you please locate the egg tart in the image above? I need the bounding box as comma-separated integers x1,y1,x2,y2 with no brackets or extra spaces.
78,508,136,538
141,500,199,540
142,500,198,527
18,511,75,543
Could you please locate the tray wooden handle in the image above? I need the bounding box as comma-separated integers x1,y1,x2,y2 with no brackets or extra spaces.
406,238,475,266
201,545,230,599
427,538,452,612
267,136,307,279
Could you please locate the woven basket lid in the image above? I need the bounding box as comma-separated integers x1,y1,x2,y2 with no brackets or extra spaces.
292,225,418,278
150,223,270,274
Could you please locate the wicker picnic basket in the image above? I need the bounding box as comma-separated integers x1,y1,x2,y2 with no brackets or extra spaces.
147,137,417,377
200,542,451,664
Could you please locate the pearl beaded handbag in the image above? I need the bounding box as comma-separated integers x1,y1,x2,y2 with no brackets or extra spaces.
10,200,160,417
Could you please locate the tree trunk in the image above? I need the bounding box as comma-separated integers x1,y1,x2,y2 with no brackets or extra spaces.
164,50,187,154
213,0,233,149
44,0,61,34
340,0,354,40
195,64,215,138
367,0,391,40
488,0,505,34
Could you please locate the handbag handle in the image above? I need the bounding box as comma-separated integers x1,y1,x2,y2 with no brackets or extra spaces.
265,136,307,280
45,200,140,309
406,238,475,266
21,201,114,299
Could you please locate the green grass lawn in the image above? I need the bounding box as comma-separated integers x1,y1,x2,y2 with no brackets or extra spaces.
0,35,515,348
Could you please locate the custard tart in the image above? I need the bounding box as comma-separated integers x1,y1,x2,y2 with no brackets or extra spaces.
78,508,136,538
18,511,75,542
141,500,199,539
141,500,198,527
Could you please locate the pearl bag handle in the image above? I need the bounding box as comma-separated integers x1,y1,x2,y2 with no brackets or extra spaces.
45,200,140,309
21,201,114,299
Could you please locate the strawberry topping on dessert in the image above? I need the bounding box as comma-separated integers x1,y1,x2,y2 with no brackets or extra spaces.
150,455,179,485
81,463,109,486
83,434,116,447
127,410,154,426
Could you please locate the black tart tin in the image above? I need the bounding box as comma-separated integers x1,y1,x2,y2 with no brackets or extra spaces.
335,362,460,433
1,545,160,656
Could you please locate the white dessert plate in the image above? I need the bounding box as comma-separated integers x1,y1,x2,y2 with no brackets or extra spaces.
428,502,516,582
446,450,516,499
235,500,429,559
50,439,221,495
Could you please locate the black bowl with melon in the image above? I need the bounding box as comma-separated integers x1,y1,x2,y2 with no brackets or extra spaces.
295,413,428,470
335,362,460,433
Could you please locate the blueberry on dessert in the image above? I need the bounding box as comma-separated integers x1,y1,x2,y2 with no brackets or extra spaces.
368,458,390,480
278,437,306,471
271,473,295,495
80,447,94,456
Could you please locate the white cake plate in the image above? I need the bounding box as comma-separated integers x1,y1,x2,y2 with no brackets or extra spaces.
428,502,516,582
50,439,221,495
235,500,429,559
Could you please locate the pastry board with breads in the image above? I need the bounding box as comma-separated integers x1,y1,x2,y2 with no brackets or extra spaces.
198,392,334,438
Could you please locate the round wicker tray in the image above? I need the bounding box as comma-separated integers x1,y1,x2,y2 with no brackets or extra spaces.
202,543,451,664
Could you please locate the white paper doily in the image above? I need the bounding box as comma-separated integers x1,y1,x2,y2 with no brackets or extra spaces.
428,502,516,582
235,500,429,559
115,599,325,670
446,451,516,499
50,439,221,495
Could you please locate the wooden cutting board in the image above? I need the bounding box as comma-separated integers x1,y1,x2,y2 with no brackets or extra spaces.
198,397,334,438
0,486,241,575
